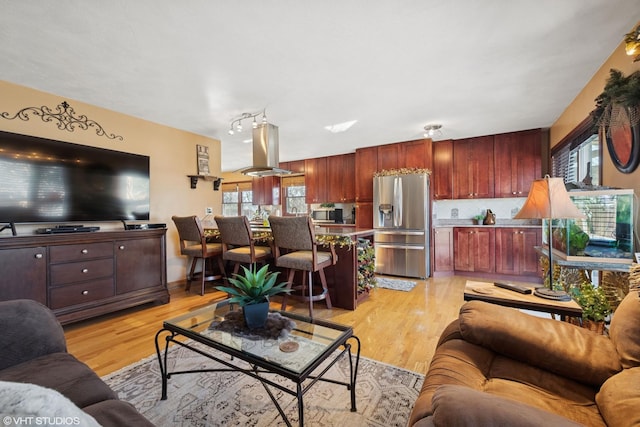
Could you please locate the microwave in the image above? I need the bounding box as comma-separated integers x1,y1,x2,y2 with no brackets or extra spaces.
311,208,343,223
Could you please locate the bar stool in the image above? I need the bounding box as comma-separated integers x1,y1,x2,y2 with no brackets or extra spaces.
172,215,225,296
268,215,336,318
214,215,272,280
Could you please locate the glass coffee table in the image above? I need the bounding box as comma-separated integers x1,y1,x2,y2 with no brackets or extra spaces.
154,299,360,427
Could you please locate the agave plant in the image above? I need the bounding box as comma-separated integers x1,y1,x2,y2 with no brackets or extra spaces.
215,264,291,307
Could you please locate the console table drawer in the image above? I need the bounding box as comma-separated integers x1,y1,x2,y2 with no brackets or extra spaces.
50,258,114,285
50,242,114,263
50,278,115,309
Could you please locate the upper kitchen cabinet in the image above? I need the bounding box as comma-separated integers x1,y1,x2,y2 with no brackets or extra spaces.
305,157,327,203
453,135,494,199
377,143,399,171
355,146,378,202
252,176,280,206
432,140,453,199
400,138,432,169
326,153,355,203
279,160,305,174
494,129,544,198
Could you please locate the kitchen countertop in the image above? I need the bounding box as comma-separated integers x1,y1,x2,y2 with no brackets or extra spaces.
433,219,541,228
314,226,375,238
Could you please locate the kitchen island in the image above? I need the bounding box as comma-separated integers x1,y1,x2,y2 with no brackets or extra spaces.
206,225,375,310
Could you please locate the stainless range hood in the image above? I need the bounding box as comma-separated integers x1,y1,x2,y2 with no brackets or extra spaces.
237,123,292,177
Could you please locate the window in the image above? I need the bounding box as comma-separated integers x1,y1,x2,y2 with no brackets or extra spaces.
281,176,307,215
551,118,601,186
221,182,256,217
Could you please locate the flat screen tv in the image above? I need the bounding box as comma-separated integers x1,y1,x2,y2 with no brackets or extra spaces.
0,130,150,223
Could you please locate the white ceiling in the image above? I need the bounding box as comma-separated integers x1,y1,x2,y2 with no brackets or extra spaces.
1,1,639,172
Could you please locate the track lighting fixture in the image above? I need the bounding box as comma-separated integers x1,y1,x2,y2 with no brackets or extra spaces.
423,124,442,138
228,109,268,135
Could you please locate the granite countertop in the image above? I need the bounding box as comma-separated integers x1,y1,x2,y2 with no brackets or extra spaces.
433,219,541,228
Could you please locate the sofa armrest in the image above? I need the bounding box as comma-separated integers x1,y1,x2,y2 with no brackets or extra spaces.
459,301,621,386
429,385,583,426
0,299,67,371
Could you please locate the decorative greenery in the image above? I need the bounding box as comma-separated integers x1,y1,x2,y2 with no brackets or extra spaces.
215,264,291,307
569,282,612,322
591,69,640,128
552,221,590,256
373,167,431,177
357,239,376,293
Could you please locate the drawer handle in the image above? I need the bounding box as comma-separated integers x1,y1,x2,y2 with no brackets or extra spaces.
82,268,89,274
34,253,43,259
81,249,89,254
119,245,125,250
82,290,89,295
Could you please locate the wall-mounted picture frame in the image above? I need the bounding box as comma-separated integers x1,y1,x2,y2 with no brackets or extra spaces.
197,145,210,175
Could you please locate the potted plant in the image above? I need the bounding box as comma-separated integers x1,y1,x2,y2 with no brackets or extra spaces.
473,214,484,225
569,282,612,334
215,264,291,329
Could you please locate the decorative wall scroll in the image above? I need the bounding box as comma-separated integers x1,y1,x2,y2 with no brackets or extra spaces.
197,144,210,175
0,101,123,141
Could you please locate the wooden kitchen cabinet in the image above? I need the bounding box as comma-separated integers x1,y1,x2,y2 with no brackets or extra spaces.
495,227,542,277
326,153,355,203
454,227,495,273
433,227,454,275
494,130,543,198
432,140,453,199
355,146,378,202
377,143,399,171
400,138,432,169
453,136,494,199
252,176,280,205
355,202,373,229
305,157,327,203
279,160,305,174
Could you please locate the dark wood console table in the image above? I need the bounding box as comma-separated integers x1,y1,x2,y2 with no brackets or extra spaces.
0,229,169,324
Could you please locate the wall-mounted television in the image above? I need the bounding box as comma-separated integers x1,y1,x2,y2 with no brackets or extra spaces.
0,130,150,223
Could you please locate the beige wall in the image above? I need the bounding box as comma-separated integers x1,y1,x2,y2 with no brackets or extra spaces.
550,37,640,250
0,81,222,284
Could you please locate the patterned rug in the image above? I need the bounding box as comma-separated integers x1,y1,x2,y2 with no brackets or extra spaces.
103,341,424,426
375,277,418,292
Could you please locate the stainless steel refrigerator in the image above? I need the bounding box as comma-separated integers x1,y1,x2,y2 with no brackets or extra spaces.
373,173,430,278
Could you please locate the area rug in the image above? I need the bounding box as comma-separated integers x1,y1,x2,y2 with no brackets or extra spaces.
103,341,424,426
375,277,418,292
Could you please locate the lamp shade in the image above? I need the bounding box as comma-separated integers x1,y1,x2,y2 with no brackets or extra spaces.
514,176,586,220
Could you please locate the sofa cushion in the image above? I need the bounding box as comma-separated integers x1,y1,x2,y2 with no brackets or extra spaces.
83,399,155,427
609,290,640,369
459,301,621,386
596,367,640,427
430,385,583,427
0,380,100,427
0,353,117,409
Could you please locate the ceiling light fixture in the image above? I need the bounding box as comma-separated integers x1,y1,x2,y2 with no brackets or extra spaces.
228,109,267,135
625,23,640,62
423,124,442,138
324,120,358,133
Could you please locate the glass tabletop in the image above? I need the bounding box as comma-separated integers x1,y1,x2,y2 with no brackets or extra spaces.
163,300,353,376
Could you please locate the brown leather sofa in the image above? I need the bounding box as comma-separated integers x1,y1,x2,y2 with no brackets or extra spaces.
0,299,154,427
409,290,640,427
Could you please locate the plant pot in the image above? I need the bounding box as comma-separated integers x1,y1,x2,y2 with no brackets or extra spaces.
582,319,606,335
243,301,269,329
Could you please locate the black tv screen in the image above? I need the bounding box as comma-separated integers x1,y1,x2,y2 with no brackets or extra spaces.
0,130,150,223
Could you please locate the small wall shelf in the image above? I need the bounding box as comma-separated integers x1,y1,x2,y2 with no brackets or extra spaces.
187,175,222,190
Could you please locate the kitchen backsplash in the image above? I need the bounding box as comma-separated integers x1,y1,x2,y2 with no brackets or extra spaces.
433,197,528,220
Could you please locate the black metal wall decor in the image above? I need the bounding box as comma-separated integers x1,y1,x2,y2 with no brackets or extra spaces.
1,101,124,141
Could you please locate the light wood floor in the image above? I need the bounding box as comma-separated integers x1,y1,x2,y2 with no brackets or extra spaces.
64,274,475,377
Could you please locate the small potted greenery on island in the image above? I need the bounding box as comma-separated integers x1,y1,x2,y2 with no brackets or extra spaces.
473,214,484,225
569,282,612,334
215,264,291,329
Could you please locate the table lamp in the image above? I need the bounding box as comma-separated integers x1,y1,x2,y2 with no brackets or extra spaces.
514,175,586,300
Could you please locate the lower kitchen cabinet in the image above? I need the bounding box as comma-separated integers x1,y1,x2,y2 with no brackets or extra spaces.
495,228,542,276
433,227,454,275
454,227,495,273
0,229,169,324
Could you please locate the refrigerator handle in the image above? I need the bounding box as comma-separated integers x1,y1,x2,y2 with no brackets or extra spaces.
393,176,403,227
